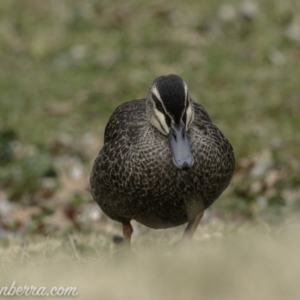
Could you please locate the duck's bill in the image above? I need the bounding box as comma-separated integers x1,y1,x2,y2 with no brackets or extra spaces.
168,122,194,170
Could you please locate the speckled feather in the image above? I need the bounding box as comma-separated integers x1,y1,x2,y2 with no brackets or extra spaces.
90,98,235,229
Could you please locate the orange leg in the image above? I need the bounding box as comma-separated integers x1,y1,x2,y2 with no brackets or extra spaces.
180,211,204,241
122,222,133,247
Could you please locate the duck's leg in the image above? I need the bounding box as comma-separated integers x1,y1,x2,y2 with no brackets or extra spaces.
122,221,133,247
180,211,204,241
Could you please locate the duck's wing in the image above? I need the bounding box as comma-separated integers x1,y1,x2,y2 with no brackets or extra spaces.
103,99,146,144
192,101,212,123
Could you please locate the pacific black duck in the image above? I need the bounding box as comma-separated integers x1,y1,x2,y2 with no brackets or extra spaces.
90,74,235,247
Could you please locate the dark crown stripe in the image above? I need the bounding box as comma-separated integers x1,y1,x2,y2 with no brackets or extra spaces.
155,75,186,124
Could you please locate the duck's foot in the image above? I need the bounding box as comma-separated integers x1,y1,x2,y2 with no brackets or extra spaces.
174,211,204,246
122,221,133,248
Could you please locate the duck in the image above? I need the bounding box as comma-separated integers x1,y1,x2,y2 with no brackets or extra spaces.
90,74,235,247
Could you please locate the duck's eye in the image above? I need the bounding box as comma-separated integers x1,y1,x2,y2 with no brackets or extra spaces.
152,94,164,113
156,101,164,112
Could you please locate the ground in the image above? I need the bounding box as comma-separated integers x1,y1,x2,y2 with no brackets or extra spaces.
1,220,300,299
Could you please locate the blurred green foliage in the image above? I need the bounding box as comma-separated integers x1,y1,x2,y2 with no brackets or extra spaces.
0,0,299,233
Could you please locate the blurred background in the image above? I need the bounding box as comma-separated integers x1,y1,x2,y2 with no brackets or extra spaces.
0,0,299,237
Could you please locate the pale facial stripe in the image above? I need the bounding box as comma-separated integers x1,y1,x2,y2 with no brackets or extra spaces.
182,82,194,129
150,86,171,135
152,108,169,134
151,86,163,102
181,82,188,120
152,86,173,120
185,102,194,129
149,82,194,134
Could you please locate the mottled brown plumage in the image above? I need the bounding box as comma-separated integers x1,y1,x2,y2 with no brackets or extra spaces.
90,75,235,246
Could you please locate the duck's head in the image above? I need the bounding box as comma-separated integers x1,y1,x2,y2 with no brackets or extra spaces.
146,74,195,170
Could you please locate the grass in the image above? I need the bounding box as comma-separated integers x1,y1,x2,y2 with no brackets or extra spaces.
1,220,300,300
0,0,299,222
0,1,300,298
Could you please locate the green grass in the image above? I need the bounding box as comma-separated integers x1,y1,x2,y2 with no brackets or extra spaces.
1,0,299,147
0,0,299,222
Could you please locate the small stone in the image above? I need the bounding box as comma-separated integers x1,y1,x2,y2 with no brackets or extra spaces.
70,44,87,60
240,1,258,21
250,150,272,177
284,23,300,42
218,4,237,23
268,50,286,66
69,164,84,180
0,194,13,217
89,207,102,222
256,196,268,210
112,235,124,244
